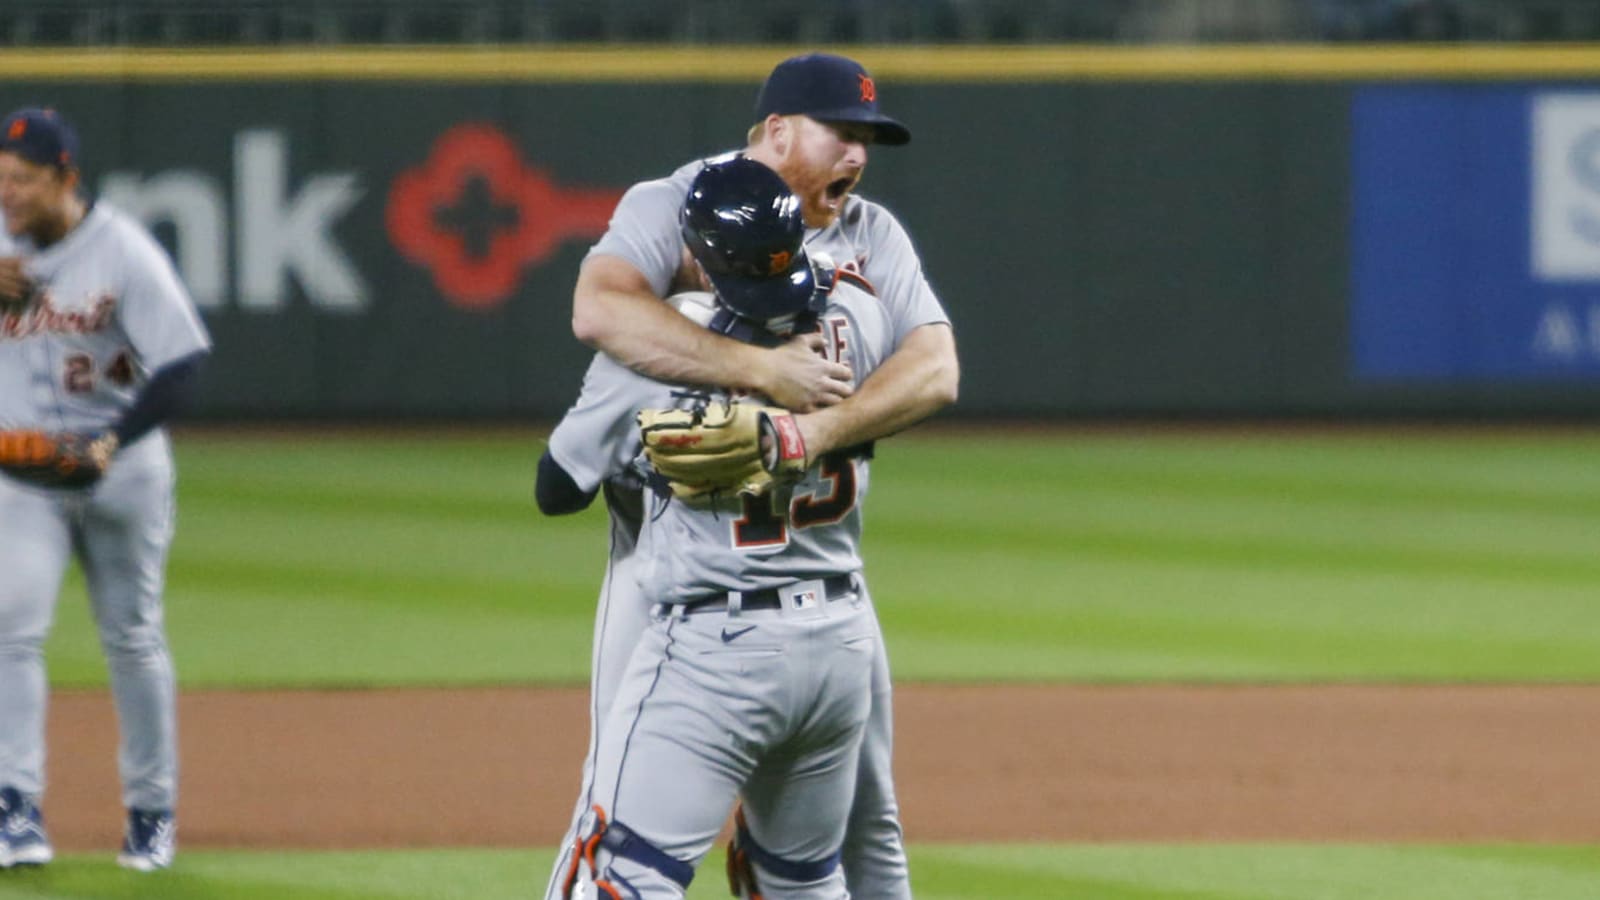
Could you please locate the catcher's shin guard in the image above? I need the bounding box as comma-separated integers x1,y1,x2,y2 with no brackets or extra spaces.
725,807,842,899
561,805,693,900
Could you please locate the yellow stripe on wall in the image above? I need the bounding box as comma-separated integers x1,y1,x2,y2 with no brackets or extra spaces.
3,44,1600,82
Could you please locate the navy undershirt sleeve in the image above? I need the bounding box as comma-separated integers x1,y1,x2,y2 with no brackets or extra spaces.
111,350,208,446
536,449,599,516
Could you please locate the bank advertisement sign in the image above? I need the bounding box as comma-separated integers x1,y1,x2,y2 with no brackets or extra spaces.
1353,86,1600,380
0,82,681,416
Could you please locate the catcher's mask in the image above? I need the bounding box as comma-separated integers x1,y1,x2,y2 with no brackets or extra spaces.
680,156,826,326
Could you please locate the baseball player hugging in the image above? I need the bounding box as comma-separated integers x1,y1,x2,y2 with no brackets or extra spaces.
0,106,210,872
540,156,918,899
546,52,956,900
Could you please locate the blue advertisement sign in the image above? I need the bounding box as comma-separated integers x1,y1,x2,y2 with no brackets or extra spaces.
1352,86,1600,380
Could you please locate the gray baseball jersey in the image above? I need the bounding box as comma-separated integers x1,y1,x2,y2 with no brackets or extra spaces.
0,200,209,815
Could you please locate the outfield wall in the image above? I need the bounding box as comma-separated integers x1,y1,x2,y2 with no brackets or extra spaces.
6,46,1600,418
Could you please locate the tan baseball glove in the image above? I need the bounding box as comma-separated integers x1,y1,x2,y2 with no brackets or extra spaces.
638,398,808,501
0,429,118,489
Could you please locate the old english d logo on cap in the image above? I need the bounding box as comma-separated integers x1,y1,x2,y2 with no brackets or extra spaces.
753,53,911,145
0,107,80,168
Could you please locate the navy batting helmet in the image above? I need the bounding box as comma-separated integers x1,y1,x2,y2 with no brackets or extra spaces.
680,156,823,324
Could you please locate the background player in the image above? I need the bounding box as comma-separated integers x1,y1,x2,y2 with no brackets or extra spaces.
0,106,211,871
558,52,958,899
552,154,932,899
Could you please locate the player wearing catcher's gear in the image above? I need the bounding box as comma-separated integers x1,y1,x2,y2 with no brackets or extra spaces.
550,52,957,900
0,107,209,871
535,165,811,899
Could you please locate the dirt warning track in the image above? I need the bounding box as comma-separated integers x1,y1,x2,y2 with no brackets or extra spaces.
42,683,1600,851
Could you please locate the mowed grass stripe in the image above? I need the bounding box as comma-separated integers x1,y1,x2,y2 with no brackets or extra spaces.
871,433,1600,585
888,433,1600,516
919,844,1600,899
879,600,1600,681
873,513,1600,585
183,481,541,523
174,514,606,611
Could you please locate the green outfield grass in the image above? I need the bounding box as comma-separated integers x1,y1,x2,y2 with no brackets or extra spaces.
27,426,1600,898
41,426,1600,687
3,845,1599,899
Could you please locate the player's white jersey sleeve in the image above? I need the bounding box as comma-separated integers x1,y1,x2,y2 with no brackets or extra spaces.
547,353,674,494
584,179,684,298
111,210,211,371
585,158,706,298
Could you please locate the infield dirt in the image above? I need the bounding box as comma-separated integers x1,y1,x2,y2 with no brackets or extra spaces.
42,684,1600,851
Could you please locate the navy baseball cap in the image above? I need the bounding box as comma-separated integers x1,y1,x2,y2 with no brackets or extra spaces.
754,53,911,146
0,107,79,169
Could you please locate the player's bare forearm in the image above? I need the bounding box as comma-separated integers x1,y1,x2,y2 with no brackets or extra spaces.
584,287,763,387
796,322,959,456
573,255,764,388
573,255,852,410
